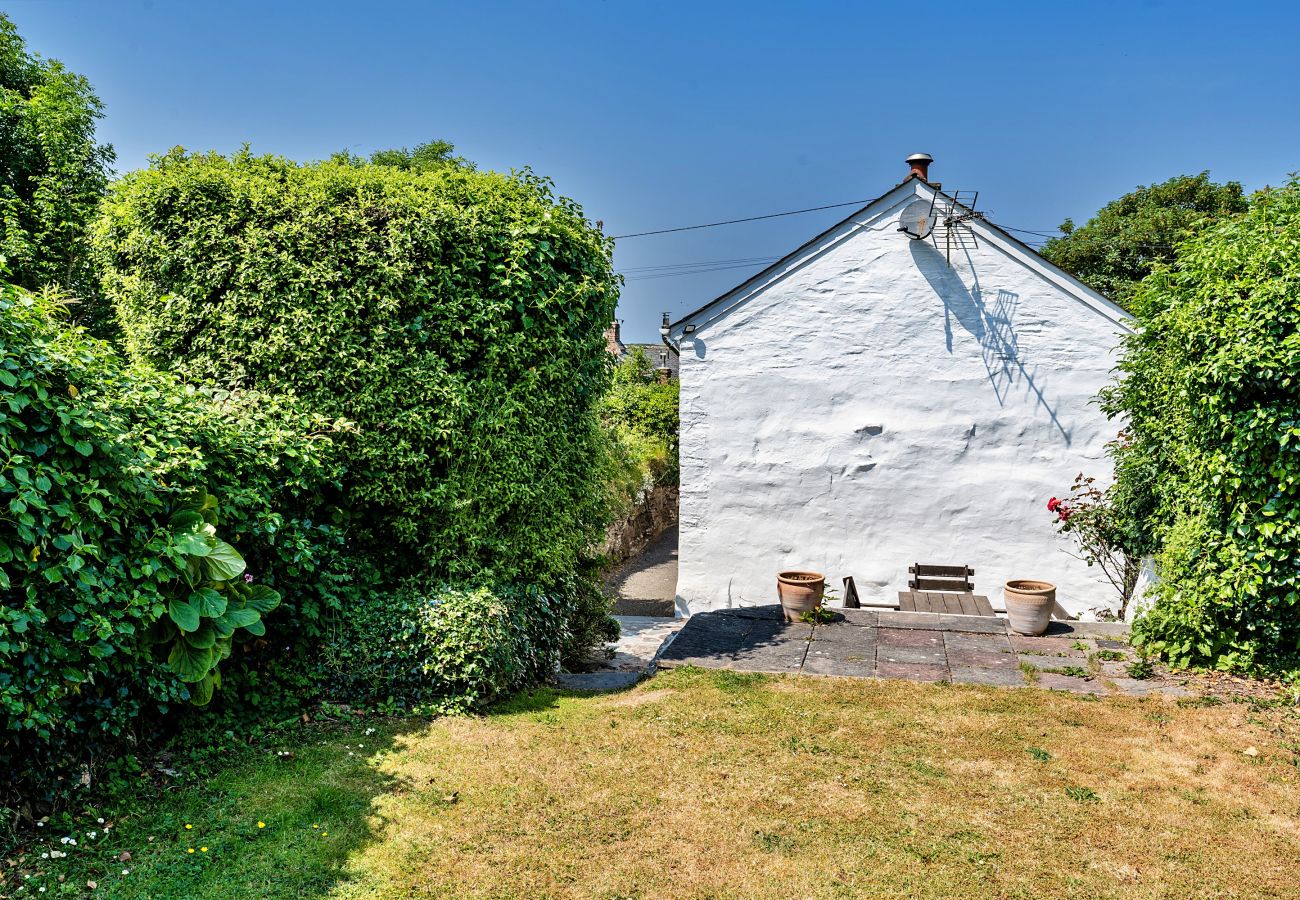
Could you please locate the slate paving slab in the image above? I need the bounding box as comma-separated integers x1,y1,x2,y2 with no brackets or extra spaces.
810,621,875,641
946,648,1018,669
685,611,757,638
714,604,784,621
804,654,876,678
806,643,874,663
731,648,809,673
951,666,1027,687
1042,621,1130,640
1009,635,1088,657
876,661,949,682
1017,654,1091,674
878,628,945,649
808,636,876,657
943,632,1013,653
877,645,947,665
835,608,881,627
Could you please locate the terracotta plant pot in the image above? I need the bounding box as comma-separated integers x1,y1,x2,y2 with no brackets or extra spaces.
1003,580,1057,636
777,571,825,623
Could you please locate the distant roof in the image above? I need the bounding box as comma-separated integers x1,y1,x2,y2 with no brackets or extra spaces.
622,342,679,379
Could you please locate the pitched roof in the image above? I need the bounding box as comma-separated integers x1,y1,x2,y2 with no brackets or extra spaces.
667,176,1130,338
622,342,679,379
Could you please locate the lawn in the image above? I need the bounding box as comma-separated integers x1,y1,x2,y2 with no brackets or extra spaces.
6,668,1299,899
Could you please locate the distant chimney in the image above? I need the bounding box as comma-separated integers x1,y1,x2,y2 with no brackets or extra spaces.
604,320,624,355
906,153,933,182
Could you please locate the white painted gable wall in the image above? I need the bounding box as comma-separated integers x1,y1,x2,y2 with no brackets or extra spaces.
670,180,1129,618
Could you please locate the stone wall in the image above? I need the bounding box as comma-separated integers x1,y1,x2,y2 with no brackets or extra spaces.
602,485,678,566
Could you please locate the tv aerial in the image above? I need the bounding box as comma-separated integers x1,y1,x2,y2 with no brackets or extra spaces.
935,190,985,265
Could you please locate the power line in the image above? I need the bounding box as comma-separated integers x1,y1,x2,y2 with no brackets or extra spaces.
624,259,781,281
620,255,779,273
610,199,874,239
997,224,1063,239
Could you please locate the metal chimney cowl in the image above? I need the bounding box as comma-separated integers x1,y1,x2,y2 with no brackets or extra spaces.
906,153,933,182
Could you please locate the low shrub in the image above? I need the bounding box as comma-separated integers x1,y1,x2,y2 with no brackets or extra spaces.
324,577,614,711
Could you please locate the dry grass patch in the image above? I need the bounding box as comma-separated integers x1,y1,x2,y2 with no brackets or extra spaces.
332,668,1298,899
12,669,1293,898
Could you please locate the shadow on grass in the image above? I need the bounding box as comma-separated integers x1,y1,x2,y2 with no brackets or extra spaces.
3,715,429,900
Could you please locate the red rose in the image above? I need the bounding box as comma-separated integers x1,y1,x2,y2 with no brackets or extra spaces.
1047,497,1060,512
1058,508,1071,522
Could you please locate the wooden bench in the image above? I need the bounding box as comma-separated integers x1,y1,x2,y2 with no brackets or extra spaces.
898,563,995,617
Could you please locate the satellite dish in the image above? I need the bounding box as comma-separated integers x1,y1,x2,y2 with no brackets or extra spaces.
898,199,936,240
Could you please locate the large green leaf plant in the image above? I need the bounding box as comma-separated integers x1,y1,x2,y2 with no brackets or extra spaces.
144,491,280,705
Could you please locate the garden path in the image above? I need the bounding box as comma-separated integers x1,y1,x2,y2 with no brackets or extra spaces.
607,526,678,617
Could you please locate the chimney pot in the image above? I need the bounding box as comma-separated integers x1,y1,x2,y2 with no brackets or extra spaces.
604,319,624,355
906,153,933,182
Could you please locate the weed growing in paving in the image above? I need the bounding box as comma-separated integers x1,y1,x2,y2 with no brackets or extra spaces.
1127,656,1156,679
1019,661,1041,684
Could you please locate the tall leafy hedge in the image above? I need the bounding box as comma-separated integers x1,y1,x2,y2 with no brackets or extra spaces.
1102,177,1300,675
0,282,349,805
0,14,114,309
93,149,620,588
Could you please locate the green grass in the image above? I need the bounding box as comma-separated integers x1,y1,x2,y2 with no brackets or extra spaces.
5,668,1299,898
4,721,409,898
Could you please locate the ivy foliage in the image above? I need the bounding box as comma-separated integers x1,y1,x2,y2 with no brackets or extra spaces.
0,281,347,803
1042,173,1246,307
94,147,621,588
0,14,113,309
1101,176,1300,675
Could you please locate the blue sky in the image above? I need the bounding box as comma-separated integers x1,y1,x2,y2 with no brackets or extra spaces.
9,0,1299,341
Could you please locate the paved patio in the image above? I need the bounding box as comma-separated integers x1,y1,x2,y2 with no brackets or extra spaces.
656,605,1191,697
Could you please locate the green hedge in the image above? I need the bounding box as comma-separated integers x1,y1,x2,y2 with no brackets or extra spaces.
0,282,349,804
1102,176,1300,675
323,578,614,712
93,148,621,589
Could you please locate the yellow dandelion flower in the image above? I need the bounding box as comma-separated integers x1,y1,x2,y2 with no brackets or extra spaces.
184,824,193,830
200,847,208,853
187,848,195,854
312,824,319,829
257,822,266,829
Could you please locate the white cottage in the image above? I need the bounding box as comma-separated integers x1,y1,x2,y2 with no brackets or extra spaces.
664,155,1131,619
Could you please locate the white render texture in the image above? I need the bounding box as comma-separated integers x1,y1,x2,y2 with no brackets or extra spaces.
670,179,1130,619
